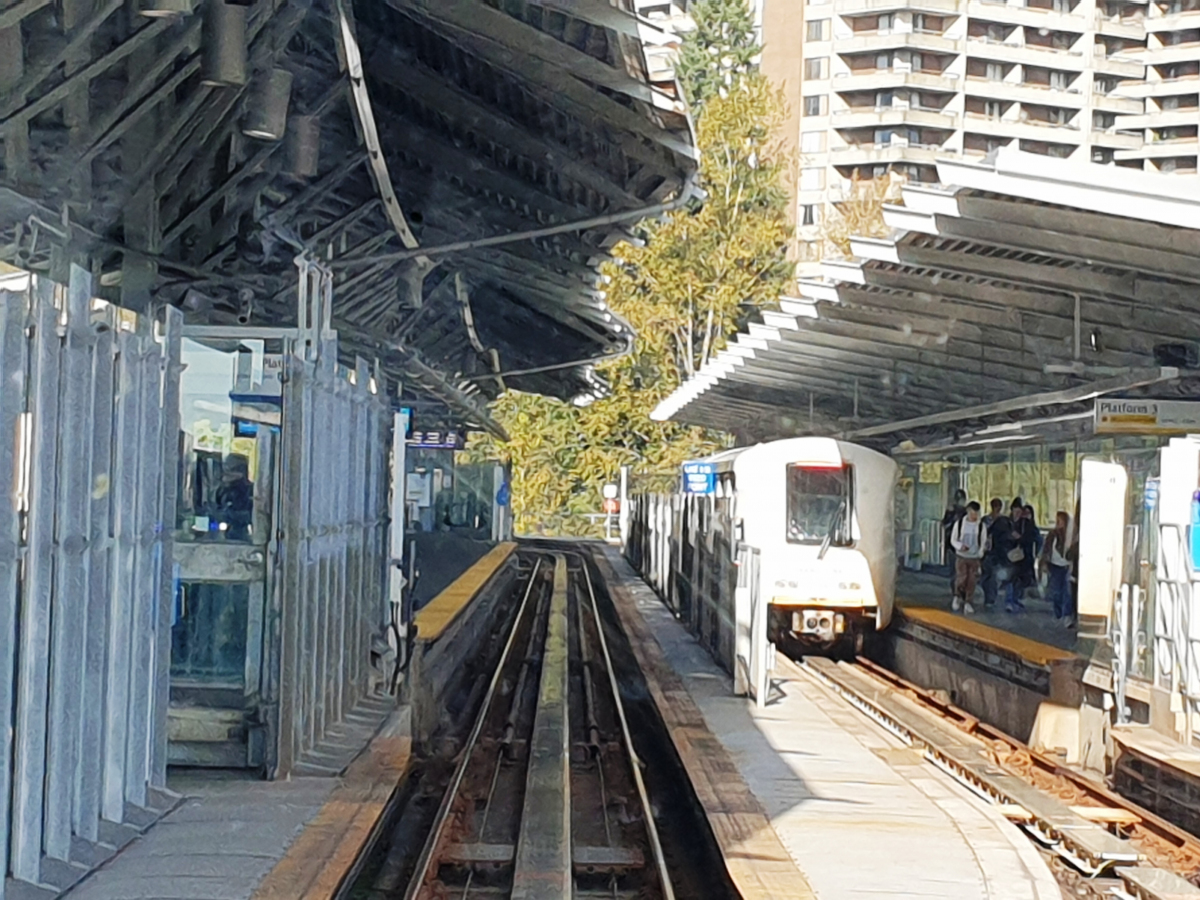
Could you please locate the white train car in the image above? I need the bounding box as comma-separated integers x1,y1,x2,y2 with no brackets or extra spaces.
706,436,899,654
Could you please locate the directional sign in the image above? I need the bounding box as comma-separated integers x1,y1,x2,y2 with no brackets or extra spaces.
682,461,717,495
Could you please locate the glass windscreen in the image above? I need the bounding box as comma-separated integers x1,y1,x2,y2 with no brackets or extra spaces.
786,463,852,545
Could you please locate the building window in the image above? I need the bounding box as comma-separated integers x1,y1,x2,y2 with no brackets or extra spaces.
800,130,826,153
986,62,1004,81
876,52,892,71
804,57,829,79
800,204,820,226
911,52,924,72
800,167,826,190
985,100,1003,118
878,13,894,32
876,90,894,108
803,95,826,116
806,19,829,41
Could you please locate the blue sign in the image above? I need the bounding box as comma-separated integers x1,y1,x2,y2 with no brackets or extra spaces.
682,461,717,495
1191,491,1200,572
1145,477,1160,511
496,481,510,507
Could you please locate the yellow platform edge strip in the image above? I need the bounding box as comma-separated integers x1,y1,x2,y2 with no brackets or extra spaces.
413,542,517,642
899,603,1079,667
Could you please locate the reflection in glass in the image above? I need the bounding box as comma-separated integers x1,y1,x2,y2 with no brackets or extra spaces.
171,582,250,686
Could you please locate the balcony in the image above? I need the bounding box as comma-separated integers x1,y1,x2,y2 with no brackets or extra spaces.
836,31,964,53
962,111,1084,140
1093,92,1148,113
828,142,946,163
833,69,963,92
1113,72,1200,95
963,76,1087,105
1145,10,1200,32
1090,129,1145,147
1116,106,1200,127
835,0,961,13
1095,13,1147,37
1141,42,1200,64
965,1,1090,31
965,36,1087,68
831,107,960,128
1115,135,1199,157
1091,52,1147,76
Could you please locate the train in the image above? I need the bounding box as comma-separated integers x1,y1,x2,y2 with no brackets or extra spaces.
703,436,899,655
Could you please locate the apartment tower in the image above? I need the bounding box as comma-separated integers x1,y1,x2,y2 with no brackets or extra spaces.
758,0,1196,270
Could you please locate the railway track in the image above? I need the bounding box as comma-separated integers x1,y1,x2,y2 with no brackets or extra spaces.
402,552,674,900
798,654,1200,900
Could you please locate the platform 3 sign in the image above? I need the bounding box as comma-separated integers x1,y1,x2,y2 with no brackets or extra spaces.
1095,399,1200,435
682,461,717,495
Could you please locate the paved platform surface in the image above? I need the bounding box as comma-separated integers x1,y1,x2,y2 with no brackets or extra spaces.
899,569,1078,653
62,775,338,900
63,708,411,900
604,548,1062,900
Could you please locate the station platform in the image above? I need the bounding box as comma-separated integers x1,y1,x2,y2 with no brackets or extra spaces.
60,541,517,900
596,547,1061,900
897,569,1078,654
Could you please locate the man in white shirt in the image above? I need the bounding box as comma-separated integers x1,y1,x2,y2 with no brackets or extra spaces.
950,501,988,615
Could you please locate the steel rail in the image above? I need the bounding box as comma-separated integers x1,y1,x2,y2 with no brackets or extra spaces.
577,553,677,900
851,655,1200,865
401,556,546,900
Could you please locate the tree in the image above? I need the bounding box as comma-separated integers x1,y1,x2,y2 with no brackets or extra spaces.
676,0,761,107
463,2,793,535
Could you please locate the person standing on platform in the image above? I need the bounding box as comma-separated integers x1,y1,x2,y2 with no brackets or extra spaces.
1024,504,1044,601
981,498,1007,608
1005,498,1034,613
950,501,987,615
1041,511,1073,622
943,489,968,599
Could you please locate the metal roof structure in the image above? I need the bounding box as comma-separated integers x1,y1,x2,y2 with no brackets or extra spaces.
652,147,1200,452
0,0,697,432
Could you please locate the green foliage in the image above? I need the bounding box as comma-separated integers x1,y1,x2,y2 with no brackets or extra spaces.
463,9,793,536
676,0,761,108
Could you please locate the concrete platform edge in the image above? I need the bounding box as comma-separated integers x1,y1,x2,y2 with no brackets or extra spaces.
592,547,818,900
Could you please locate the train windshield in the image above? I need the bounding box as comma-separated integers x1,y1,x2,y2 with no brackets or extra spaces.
786,463,852,545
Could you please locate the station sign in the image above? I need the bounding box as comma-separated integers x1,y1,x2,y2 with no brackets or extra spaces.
682,461,717,495
407,430,464,449
1095,399,1200,435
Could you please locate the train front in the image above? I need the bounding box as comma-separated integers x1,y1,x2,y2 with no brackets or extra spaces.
738,439,896,655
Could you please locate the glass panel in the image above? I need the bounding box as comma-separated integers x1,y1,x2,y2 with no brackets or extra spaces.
177,338,280,544
171,582,251,687
786,464,852,545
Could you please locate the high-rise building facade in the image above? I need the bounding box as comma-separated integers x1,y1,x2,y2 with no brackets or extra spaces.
758,0,1199,269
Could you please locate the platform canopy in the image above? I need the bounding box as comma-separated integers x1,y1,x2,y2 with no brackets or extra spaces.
0,0,696,433
652,148,1200,452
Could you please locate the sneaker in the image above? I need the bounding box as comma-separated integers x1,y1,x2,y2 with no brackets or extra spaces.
964,602,976,615
951,597,963,612
1005,603,1017,614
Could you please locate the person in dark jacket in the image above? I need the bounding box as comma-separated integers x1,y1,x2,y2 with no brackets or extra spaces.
1005,498,1035,613
214,454,253,542
981,498,1008,607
